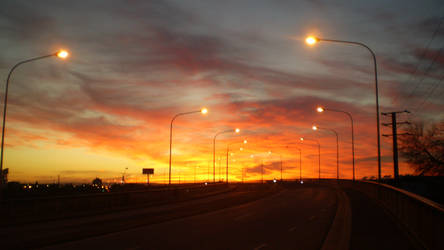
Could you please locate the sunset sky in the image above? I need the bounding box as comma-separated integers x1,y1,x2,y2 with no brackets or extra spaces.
1,0,443,184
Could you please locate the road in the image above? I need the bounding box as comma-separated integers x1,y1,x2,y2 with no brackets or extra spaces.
42,185,337,250
2,183,419,249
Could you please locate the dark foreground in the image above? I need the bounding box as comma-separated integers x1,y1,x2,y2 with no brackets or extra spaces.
1,183,419,250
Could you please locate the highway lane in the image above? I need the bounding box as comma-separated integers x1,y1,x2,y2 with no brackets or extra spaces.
1,184,278,249
42,185,338,250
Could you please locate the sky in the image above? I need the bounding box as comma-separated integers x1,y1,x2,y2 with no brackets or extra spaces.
0,0,443,184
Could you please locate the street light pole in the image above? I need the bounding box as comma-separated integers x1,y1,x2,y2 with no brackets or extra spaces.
298,149,302,182
1,50,69,185
307,36,381,181
169,108,207,185
313,126,340,180
300,137,320,181
317,107,355,181
268,151,283,181
261,160,264,184
213,128,239,183
226,139,247,184
288,146,302,183
280,155,283,181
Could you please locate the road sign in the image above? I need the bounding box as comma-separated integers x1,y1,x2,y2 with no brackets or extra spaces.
142,168,154,175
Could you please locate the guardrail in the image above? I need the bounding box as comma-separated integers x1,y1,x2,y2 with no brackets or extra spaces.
0,183,231,225
331,179,443,250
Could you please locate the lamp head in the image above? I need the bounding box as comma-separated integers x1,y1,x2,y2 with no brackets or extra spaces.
56,50,69,59
300,137,304,141
305,36,319,45
235,128,240,133
243,139,247,144
201,108,208,114
312,125,318,131
317,107,324,113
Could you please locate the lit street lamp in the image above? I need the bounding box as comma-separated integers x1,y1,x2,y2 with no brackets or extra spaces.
306,36,381,181
317,106,356,181
312,125,340,180
213,128,240,183
226,139,247,183
300,137,321,181
0,50,69,185
169,108,208,185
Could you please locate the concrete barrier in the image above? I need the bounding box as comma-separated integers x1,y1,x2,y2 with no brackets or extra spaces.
334,179,444,250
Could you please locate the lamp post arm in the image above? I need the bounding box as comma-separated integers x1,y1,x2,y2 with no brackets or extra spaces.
169,110,201,185
318,127,339,180
213,129,235,183
318,37,381,181
1,53,56,183
323,108,355,181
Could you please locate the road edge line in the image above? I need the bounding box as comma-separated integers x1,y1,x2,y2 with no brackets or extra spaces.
320,187,351,250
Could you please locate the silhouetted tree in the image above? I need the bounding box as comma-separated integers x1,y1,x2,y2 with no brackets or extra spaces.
92,177,102,186
399,122,444,175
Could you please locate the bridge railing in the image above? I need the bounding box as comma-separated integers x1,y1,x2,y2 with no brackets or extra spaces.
328,179,443,250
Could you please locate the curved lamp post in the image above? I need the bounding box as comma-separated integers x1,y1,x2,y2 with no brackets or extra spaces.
213,128,239,183
306,36,381,181
0,50,69,185
226,139,247,183
312,125,340,180
169,108,208,185
317,106,355,181
286,145,302,183
300,137,320,181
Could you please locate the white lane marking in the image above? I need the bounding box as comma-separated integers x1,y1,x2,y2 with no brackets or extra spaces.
254,243,268,250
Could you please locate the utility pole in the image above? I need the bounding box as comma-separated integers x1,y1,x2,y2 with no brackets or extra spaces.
261,160,264,184
382,110,410,184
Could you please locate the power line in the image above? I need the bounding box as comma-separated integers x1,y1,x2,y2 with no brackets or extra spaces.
413,73,444,113
395,15,444,108
402,45,444,111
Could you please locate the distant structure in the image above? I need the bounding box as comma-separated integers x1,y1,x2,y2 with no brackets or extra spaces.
1,168,8,184
92,177,102,187
142,168,154,184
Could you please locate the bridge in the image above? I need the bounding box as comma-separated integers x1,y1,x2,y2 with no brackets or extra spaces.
1,180,443,250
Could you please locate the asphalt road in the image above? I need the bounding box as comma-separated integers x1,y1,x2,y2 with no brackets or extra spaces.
2,184,420,250
42,185,337,250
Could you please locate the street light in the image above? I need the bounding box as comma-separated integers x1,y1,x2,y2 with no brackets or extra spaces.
169,108,208,185
267,151,283,181
312,125,340,181
286,145,302,183
56,50,69,59
213,128,240,183
0,50,70,185
305,36,318,45
300,137,321,181
226,139,247,183
306,35,382,181
317,106,356,181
